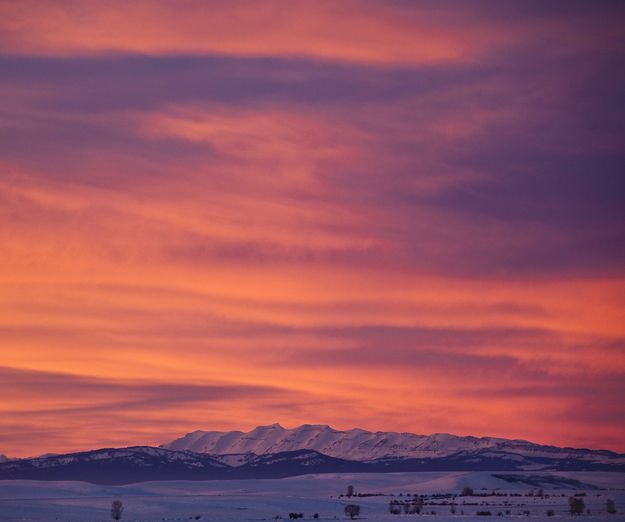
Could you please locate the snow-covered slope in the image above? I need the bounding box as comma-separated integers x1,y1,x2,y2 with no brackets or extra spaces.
162,424,622,464
3,471,625,521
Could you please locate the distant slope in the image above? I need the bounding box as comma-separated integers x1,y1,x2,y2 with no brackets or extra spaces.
235,449,369,478
0,446,230,485
162,423,624,466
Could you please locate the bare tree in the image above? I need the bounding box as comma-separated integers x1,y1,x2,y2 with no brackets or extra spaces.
346,484,354,497
111,499,123,520
344,504,360,519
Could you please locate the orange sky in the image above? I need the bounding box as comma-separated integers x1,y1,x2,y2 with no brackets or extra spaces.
1,0,625,457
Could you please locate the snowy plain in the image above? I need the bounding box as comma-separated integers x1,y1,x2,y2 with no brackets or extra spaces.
0,471,623,521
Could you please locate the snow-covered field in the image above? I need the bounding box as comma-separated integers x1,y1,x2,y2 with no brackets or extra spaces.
0,471,623,521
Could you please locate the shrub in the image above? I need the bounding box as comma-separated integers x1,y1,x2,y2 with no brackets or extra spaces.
476,511,492,516
547,509,555,517
461,487,474,496
569,496,585,515
344,504,360,519
607,499,616,514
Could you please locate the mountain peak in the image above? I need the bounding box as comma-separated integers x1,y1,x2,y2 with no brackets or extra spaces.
254,423,285,430
297,423,333,430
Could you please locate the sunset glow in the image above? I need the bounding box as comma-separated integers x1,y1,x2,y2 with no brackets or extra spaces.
1,0,624,458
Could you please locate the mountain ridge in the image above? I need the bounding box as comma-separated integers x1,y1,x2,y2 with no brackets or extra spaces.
0,446,229,484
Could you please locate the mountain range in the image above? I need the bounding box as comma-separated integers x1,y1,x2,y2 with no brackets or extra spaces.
1,424,624,485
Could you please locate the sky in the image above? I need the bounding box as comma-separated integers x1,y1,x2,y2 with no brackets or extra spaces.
1,0,625,458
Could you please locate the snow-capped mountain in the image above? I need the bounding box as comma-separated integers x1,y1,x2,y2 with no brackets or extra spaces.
162,423,622,465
